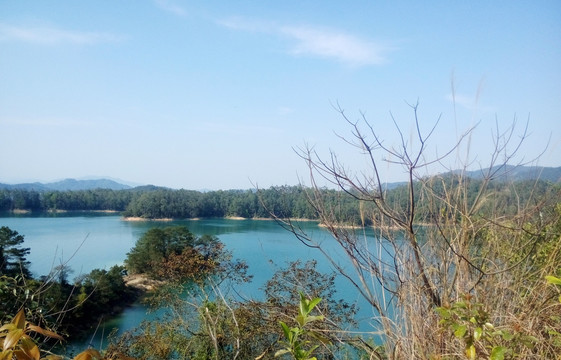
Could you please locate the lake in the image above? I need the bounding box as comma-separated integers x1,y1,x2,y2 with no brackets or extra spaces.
0,213,383,348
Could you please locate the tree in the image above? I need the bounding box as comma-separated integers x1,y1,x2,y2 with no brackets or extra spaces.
269,102,560,358
0,226,31,278
125,226,196,276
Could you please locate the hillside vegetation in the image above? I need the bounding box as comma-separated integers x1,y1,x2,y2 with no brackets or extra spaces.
1,109,561,359
0,174,559,227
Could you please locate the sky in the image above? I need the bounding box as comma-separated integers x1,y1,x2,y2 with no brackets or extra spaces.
1,1,560,190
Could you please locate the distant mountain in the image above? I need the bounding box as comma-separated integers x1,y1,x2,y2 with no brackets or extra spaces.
452,165,561,183
127,184,169,191
382,181,408,190
0,182,50,191
0,178,132,191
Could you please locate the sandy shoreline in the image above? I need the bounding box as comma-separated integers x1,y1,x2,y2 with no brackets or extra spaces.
122,216,174,222
11,209,31,214
121,215,320,222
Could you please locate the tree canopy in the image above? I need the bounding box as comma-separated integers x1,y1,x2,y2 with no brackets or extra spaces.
125,226,197,276
0,226,31,278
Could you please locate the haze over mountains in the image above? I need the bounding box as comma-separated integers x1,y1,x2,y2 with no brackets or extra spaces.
0,178,132,191
0,166,560,192
453,165,561,183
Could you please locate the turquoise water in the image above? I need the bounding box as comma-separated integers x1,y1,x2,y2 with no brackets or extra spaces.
0,213,384,347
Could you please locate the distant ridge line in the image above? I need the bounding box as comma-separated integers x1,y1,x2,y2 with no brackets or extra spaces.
0,178,132,191
447,165,561,183
0,165,559,192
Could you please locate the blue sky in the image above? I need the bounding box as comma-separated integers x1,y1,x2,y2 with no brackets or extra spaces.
1,1,560,190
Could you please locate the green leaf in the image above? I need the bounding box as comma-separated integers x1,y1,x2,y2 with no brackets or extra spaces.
435,307,451,319
308,297,321,311
299,292,309,316
453,301,467,309
474,327,483,340
490,346,506,360
501,331,514,341
454,324,467,338
520,335,538,348
296,314,306,327
546,275,561,285
280,321,290,340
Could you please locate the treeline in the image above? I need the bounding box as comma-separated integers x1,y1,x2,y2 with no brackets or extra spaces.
0,188,136,212
1,179,558,224
0,186,322,219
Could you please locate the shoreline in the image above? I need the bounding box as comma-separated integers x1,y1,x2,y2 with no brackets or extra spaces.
3,211,412,230
122,216,175,222
121,215,322,223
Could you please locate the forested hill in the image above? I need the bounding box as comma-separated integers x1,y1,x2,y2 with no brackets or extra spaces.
452,165,561,183
0,178,132,191
1,176,559,225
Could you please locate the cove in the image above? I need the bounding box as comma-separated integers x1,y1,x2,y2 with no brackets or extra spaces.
0,213,385,347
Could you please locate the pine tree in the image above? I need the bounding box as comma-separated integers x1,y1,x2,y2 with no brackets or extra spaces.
0,226,31,278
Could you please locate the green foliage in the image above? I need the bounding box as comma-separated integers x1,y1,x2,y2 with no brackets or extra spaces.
265,260,358,330
546,274,561,303
436,295,538,359
0,275,43,330
2,173,560,359
275,293,330,360
125,226,196,276
106,259,356,360
69,265,136,335
125,226,251,296
0,227,31,278
0,189,135,212
1,180,554,227
122,189,202,219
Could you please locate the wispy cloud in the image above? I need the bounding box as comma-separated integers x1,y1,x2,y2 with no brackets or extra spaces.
218,17,393,66
217,17,272,32
154,0,188,17
0,23,122,45
445,93,495,113
280,26,389,66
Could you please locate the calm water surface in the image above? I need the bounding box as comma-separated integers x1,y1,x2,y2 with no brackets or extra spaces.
1,213,382,348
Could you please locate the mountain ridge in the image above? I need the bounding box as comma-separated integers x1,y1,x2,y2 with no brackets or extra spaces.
0,165,559,192
449,165,561,183
0,178,132,191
